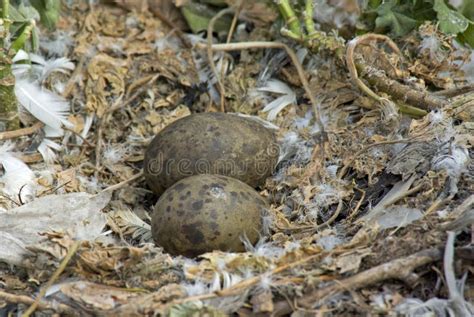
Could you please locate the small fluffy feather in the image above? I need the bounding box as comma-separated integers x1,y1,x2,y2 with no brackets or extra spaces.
13,50,75,83
257,79,297,121
15,80,73,136
29,53,75,83
432,144,469,178
0,142,36,203
103,143,129,166
38,139,62,164
39,31,74,56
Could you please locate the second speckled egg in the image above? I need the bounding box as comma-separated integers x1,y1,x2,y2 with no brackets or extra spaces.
151,174,268,257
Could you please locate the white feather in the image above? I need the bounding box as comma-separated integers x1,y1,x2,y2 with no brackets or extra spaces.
13,51,75,83
81,114,94,140
0,142,36,203
38,139,62,164
257,79,297,121
15,80,73,136
12,49,29,63
29,53,75,82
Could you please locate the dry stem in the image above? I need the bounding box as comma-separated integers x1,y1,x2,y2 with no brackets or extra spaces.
0,291,77,315
22,240,81,317
274,247,443,315
0,121,43,141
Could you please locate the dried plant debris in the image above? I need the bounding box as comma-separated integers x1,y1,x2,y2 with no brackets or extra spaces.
0,1,473,316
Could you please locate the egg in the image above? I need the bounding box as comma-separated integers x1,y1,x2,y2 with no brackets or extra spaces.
151,174,268,257
144,112,279,195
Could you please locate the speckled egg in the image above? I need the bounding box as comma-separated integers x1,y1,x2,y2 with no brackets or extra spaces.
144,112,279,195
151,174,268,257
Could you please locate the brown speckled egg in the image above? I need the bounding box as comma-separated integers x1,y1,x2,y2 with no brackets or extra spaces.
151,174,268,257
144,112,279,195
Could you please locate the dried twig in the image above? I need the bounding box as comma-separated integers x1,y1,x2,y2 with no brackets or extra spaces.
22,240,81,317
346,34,446,111
274,247,443,315
0,121,43,141
102,171,144,192
0,291,77,315
226,1,244,44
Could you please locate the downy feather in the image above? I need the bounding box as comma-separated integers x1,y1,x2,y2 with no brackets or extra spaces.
38,139,62,164
0,142,36,203
257,79,297,121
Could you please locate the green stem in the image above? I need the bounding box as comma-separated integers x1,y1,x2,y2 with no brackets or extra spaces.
0,49,19,132
11,20,35,52
0,0,20,132
304,0,316,36
397,102,428,117
1,0,8,19
277,0,302,37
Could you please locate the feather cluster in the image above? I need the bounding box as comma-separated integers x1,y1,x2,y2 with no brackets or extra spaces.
11,50,75,162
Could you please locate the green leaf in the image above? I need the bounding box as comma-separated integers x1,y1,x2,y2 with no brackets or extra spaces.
434,0,469,35
180,2,232,34
29,0,60,30
8,4,38,23
17,3,40,21
30,26,39,51
375,0,418,36
457,22,474,48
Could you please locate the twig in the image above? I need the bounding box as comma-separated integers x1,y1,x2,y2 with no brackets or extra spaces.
22,240,81,317
433,84,474,97
0,291,76,315
439,195,474,231
207,8,234,112
102,171,144,192
346,33,446,111
63,126,93,147
274,247,443,314
15,152,43,164
347,186,366,221
282,199,344,232
0,121,44,140
346,34,399,102
226,1,244,44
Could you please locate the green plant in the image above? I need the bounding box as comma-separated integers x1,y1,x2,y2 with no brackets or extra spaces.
362,0,474,47
0,0,60,132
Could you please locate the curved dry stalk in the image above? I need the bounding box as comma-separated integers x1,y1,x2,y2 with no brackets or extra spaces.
346,33,445,111
346,34,400,103
226,0,244,44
